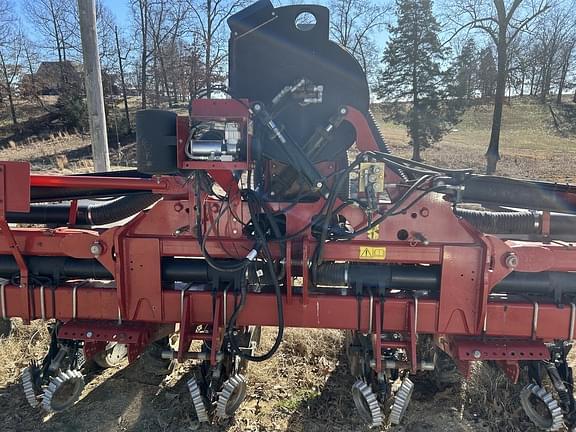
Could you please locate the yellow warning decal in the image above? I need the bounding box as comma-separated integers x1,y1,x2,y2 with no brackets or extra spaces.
359,246,387,260
367,225,380,240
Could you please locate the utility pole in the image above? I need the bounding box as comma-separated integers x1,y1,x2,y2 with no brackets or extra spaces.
78,0,110,172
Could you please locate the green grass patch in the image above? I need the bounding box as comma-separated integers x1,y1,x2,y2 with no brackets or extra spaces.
276,388,322,412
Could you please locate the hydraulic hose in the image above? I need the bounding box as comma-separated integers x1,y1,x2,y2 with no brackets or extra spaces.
454,209,539,235
454,208,576,238
7,193,160,226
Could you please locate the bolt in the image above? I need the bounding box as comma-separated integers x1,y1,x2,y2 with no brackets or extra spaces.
86,331,93,338
504,253,519,269
174,203,183,212
340,107,347,115
316,181,323,189
90,242,103,257
253,103,261,111
232,229,238,235
473,350,481,359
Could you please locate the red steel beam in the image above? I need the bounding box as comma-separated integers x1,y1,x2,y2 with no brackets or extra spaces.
2,284,575,341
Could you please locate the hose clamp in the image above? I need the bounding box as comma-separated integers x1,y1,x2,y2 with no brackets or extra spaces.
368,294,374,333
570,304,576,340
532,302,539,340
72,284,78,319
1,278,8,319
40,285,46,320
414,296,419,340
223,286,229,330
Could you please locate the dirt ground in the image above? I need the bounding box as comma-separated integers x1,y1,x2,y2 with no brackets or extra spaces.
1,99,576,431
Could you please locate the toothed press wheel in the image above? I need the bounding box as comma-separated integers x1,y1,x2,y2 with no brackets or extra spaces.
390,377,414,425
216,374,247,418
41,370,85,412
520,383,564,431
187,378,209,423
351,380,384,428
21,366,41,408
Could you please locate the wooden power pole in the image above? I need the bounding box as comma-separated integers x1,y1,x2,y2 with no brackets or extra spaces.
78,0,110,172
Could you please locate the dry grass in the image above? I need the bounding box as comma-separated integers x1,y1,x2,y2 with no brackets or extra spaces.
463,363,540,432
379,98,576,182
0,320,49,386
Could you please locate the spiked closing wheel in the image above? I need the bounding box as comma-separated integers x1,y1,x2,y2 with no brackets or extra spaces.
390,376,414,425
41,370,85,412
216,374,247,418
351,380,383,428
520,383,564,431
21,365,42,408
187,378,209,423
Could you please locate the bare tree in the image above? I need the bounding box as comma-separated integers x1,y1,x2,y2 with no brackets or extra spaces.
131,0,150,108
0,0,21,125
21,36,45,108
449,0,552,174
329,0,390,81
0,36,22,126
187,0,247,97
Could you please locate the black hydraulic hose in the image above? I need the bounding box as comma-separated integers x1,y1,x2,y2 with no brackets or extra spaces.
88,193,160,225
6,193,160,225
458,176,576,213
454,209,539,234
30,170,152,202
455,208,576,238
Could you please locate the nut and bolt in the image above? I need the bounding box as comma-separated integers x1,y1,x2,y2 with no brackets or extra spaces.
504,253,519,269
472,350,482,359
86,331,93,338
316,182,323,189
90,242,103,257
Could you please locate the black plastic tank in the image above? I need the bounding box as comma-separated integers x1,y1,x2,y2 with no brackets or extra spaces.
227,0,370,163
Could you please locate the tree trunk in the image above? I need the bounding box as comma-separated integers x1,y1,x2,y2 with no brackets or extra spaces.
153,54,159,107
139,0,148,109
157,48,172,107
557,60,568,105
486,39,507,175
115,27,131,133
411,140,422,161
7,88,17,125
205,0,212,97
0,51,17,125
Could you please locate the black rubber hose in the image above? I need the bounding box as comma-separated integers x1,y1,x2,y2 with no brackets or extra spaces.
459,176,576,213
454,208,539,234
31,170,152,203
88,194,160,225
6,193,160,225
455,208,576,237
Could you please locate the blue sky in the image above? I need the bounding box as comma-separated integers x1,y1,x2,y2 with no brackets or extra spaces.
102,0,130,23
